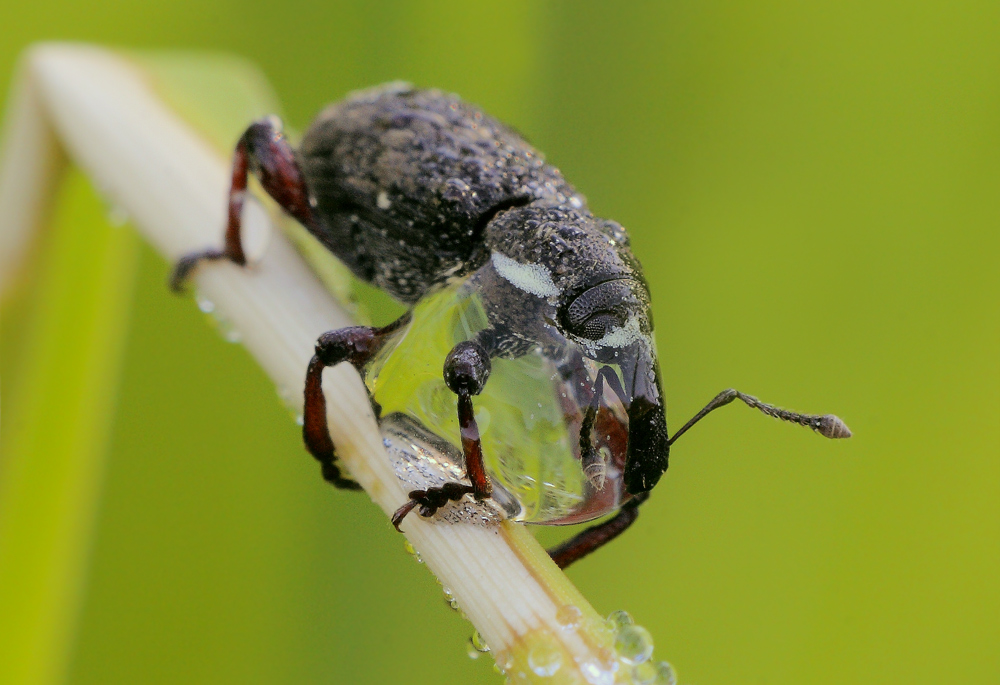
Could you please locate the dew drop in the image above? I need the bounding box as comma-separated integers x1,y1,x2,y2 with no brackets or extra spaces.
442,587,460,611
295,414,304,426
224,327,243,344
652,661,677,685
555,604,582,629
527,639,561,677
471,630,490,653
493,650,514,675
196,296,215,314
466,637,481,660
579,660,615,685
606,609,634,633
633,660,658,685
615,625,654,665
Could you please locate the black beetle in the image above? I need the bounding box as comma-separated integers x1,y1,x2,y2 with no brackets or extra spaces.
172,83,850,568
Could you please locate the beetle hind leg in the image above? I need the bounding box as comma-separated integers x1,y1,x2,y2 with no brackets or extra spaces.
170,116,315,291
547,492,650,569
391,341,494,530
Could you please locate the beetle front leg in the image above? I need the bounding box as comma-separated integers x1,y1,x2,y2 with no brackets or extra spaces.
391,341,493,529
302,313,411,490
170,116,314,291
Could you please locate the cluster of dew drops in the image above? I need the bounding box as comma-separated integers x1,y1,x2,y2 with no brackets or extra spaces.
195,293,244,345
404,541,677,684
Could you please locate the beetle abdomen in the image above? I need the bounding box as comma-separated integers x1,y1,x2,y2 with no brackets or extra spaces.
297,83,577,303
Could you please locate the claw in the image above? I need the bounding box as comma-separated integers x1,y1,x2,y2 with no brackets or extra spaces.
391,499,420,530
390,482,476,530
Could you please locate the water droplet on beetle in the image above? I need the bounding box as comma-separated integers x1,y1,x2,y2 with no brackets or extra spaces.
615,624,654,665
442,177,471,201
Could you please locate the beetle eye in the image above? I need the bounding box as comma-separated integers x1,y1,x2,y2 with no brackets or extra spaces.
579,312,623,340
559,279,637,341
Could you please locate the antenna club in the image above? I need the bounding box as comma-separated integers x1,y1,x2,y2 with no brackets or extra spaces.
818,414,852,439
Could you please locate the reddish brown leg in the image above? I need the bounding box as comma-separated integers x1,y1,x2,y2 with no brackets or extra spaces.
302,313,411,490
391,341,493,529
170,117,315,291
547,492,650,569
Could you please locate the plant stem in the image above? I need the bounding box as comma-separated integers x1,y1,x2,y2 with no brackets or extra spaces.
0,44,650,684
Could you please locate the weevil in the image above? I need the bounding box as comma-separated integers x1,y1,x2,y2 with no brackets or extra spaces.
172,83,850,568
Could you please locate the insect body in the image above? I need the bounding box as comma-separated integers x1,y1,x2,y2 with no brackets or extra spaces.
173,83,850,568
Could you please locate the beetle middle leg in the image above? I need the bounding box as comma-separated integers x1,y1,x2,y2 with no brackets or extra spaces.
391,341,493,529
302,313,411,490
170,116,314,291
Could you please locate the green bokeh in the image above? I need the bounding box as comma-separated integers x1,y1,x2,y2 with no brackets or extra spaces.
2,1,997,684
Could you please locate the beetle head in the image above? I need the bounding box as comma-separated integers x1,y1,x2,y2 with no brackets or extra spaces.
484,203,670,495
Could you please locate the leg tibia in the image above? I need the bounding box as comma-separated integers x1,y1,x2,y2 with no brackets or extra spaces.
547,493,649,569
170,117,313,291
301,314,411,491
391,341,493,529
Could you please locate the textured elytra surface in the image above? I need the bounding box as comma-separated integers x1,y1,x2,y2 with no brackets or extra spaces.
298,82,576,303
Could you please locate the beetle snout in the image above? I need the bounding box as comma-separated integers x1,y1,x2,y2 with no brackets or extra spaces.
621,350,670,494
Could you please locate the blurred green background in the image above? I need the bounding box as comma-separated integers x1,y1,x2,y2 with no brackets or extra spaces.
1,1,997,683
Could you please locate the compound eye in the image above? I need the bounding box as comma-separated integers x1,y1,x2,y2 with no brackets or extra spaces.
578,311,624,340
560,279,636,341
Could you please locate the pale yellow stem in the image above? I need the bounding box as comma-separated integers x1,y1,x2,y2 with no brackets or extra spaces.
0,44,660,684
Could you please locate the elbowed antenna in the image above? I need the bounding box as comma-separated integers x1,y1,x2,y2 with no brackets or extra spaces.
667,388,852,447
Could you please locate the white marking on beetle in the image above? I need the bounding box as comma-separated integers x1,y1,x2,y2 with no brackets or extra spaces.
491,251,560,298
377,190,391,210
582,315,652,355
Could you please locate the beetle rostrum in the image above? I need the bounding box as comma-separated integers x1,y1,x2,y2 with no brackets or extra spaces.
172,82,850,568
